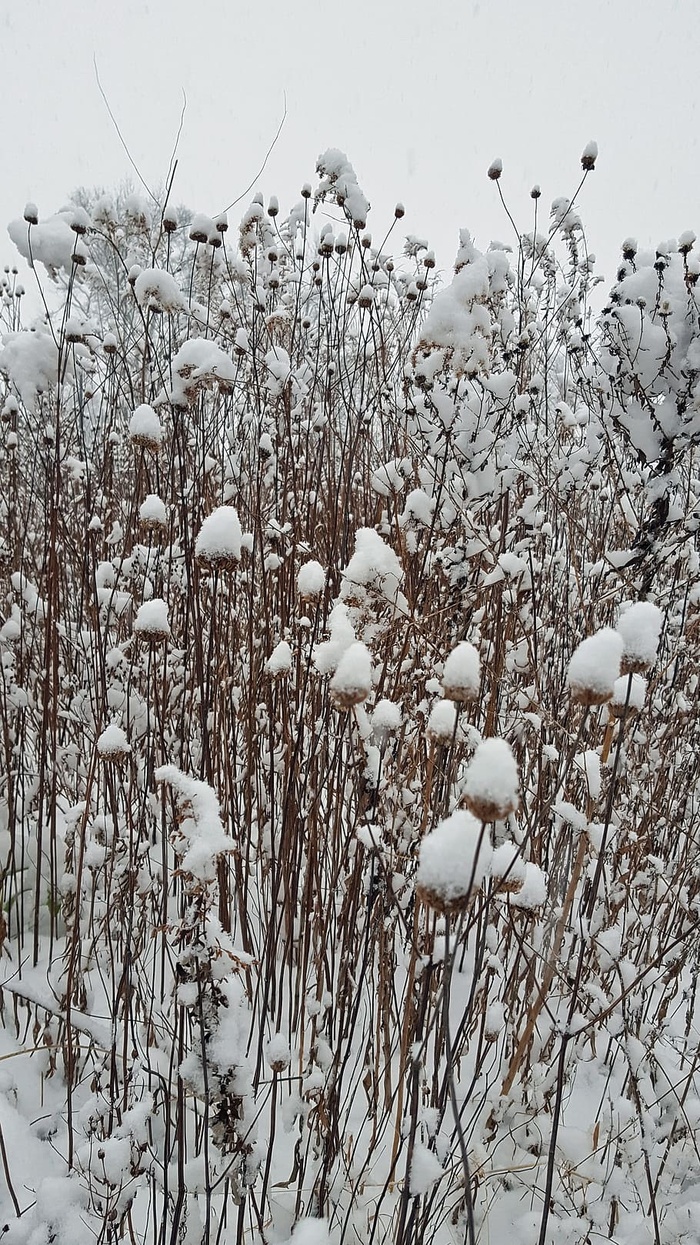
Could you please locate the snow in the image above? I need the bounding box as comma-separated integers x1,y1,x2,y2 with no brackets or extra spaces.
426,698,458,743
155,764,234,882
490,841,526,891
267,640,293,676
134,266,187,314
280,1219,333,1245
329,641,372,706
371,458,409,497
581,140,599,169
0,327,64,410
612,672,647,711
129,402,163,447
371,698,402,741
8,211,75,276
442,641,480,701
265,1033,291,1070
96,723,131,759
400,488,435,527
509,861,547,909
417,809,492,908
169,338,237,404
341,528,404,609
616,600,663,670
567,628,624,703
195,506,242,564
414,230,493,374
313,603,356,674
133,597,171,638
463,738,519,820
139,494,168,527
316,148,370,228
297,560,326,599
409,1143,444,1196
266,346,291,393
573,749,601,801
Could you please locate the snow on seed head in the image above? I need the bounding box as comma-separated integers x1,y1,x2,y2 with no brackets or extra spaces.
96,723,131,763
509,862,547,911
417,810,492,914
265,1033,291,1072
442,641,480,703
267,641,293,679
195,507,242,571
134,598,171,643
139,494,168,534
567,628,623,705
371,698,402,743
616,601,663,673
462,738,519,822
129,404,163,452
581,140,598,171
297,560,326,603
490,842,526,894
611,672,647,716
330,641,372,709
426,699,458,744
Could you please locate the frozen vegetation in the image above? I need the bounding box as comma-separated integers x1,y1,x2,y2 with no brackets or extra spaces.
0,146,699,1244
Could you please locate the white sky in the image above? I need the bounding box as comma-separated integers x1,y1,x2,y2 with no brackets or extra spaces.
3,0,700,290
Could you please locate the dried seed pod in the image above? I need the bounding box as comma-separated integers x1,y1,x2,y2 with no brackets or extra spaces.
195,506,242,571
134,599,171,643
567,628,623,705
442,641,480,703
96,724,131,763
462,738,520,822
330,642,372,709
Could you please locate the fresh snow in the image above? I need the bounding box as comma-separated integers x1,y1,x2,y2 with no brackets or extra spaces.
329,641,372,704
297,559,326,599
133,597,171,637
417,809,492,905
442,640,480,701
129,402,163,446
195,506,243,563
567,627,623,702
463,737,520,819
616,600,663,669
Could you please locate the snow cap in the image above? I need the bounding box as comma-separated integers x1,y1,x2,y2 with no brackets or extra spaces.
567,628,623,704
442,641,480,702
195,506,243,569
417,809,492,913
463,737,519,821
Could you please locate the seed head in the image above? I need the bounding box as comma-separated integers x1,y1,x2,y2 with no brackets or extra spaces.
581,141,598,171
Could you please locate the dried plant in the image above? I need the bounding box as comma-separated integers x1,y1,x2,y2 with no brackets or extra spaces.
1,147,700,1245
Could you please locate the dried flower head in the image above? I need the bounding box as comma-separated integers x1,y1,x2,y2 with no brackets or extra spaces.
462,738,520,822
581,141,598,171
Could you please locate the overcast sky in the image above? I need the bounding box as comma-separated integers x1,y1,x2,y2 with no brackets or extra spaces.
3,0,699,293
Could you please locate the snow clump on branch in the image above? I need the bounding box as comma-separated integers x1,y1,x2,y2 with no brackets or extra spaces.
315,149,370,230
155,765,234,883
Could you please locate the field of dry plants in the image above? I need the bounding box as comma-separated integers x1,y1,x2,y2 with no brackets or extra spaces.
0,148,700,1245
